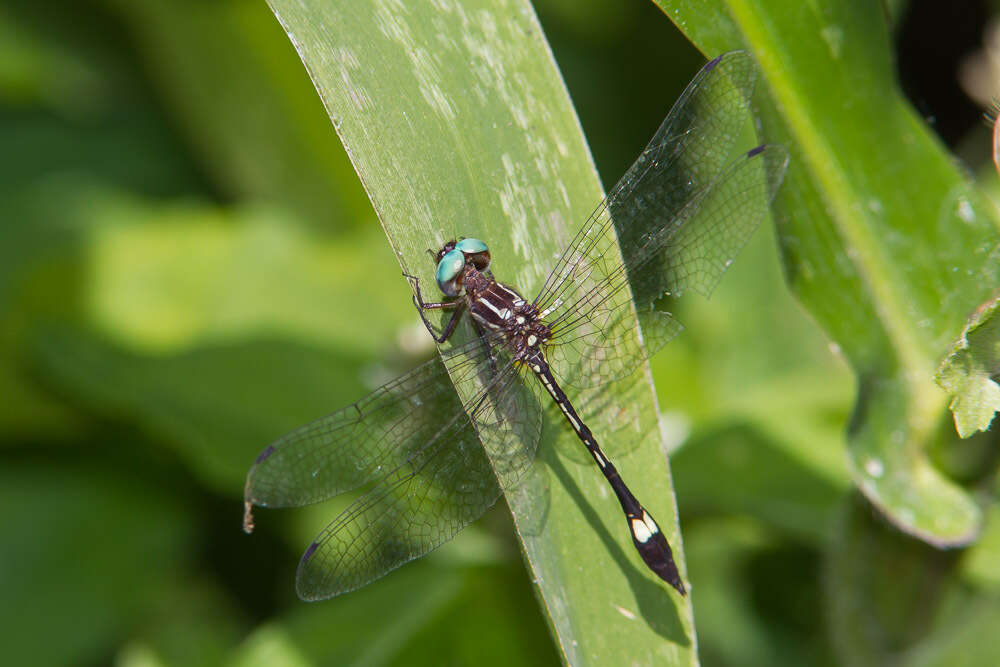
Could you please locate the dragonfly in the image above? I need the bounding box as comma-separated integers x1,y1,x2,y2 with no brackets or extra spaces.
243,50,788,600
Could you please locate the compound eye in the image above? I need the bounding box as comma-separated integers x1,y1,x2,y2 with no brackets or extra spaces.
455,238,488,254
435,248,466,296
456,237,491,271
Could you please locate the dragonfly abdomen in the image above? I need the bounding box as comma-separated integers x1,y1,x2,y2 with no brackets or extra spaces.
526,350,685,595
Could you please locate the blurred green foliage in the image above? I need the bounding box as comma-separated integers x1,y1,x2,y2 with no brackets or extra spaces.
2,0,999,665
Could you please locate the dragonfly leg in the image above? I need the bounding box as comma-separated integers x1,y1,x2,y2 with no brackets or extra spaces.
471,318,499,377
404,272,465,343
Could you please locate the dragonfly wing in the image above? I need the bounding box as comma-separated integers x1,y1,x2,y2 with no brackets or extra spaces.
295,345,542,600
244,336,492,513
629,143,790,354
295,402,502,599
441,332,544,490
532,51,758,325
535,52,787,388
546,144,788,388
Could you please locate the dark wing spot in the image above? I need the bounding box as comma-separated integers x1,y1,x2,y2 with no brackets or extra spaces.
301,541,320,564
255,444,276,464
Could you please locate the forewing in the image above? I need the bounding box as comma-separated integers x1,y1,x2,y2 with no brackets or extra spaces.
535,52,787,387
632,144,790,317
533,51,757,326
294,343,543,600
546,144,788,386
244,336,492,512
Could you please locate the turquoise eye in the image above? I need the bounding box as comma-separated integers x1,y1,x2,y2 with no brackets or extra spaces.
435,248,466,296
455,238,488,255
456,238,490,272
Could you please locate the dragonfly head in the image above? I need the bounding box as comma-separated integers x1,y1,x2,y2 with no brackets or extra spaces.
435,238,490,296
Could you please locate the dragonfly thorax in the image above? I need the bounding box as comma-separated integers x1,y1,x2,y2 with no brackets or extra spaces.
461,269,550,355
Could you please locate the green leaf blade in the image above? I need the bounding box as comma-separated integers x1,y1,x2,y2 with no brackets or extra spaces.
263,0,696,663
